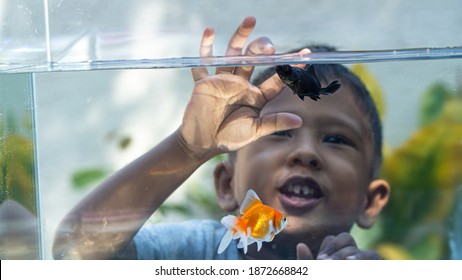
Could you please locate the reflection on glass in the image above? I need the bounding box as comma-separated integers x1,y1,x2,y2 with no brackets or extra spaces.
0,73,40,259
450,186,462,259
0,0,47,69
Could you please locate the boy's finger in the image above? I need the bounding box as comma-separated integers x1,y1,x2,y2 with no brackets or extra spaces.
234,36,275,80
257,73,286,102
216,16,256,74
321,246,358,260
346,250,382,260
317,235,335,258
245,36,274,56
291,48,311,69
296,243,314,260
192,27,215,81
317,233,356,259
255,112,302,139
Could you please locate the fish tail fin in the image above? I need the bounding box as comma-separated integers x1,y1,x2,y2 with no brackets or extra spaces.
237,229,251,254
256,240,263,252
217,229,235,254
218,215,241,254
319,80,341,95
220,215,239,228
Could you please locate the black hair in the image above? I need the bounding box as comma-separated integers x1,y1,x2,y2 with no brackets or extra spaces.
251,45,383,178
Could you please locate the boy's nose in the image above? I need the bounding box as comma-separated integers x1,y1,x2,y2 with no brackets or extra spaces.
287,143,323,171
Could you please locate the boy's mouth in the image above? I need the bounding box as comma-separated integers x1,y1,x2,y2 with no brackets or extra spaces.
279,176,323,210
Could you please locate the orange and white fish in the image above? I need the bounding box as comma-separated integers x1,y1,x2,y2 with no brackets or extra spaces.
217,189,287,254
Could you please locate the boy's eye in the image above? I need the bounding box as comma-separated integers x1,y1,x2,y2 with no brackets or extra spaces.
323,134,350,145
271,130,292,137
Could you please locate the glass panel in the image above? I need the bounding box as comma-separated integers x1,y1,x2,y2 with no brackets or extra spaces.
35,58,462,259
0,0,48,71
46,0,462,62
450,186,462,259
1,0,462,73
0,73,41,259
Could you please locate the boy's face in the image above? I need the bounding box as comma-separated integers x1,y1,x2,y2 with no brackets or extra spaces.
229,84,375,241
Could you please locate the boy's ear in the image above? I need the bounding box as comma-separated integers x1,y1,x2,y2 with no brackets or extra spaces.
356,179,391,228
214,160,239,212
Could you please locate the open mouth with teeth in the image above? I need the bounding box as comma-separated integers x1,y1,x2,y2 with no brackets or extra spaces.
279,177,323,210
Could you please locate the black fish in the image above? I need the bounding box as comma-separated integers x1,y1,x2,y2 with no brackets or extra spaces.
275,64,341,101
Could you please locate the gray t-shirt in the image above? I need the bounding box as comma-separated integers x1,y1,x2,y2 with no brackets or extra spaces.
134,219,241,260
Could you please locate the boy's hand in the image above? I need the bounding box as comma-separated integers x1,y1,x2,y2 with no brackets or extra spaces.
296,233,382,260
317,232,382,260
180,17,302,161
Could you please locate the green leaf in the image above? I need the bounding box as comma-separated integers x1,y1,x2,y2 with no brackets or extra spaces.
419,82,452,127
118,136,132,150
0,133,36,213
158,204,190,215
71,168,108,189
351,64,386,120
409,232,447,260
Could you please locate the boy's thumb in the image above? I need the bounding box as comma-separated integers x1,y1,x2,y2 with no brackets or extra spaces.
256,112,302,138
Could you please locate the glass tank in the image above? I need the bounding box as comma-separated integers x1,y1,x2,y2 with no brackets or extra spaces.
1,0,461,260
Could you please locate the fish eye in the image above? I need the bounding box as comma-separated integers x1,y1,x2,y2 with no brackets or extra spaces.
282,65,291,72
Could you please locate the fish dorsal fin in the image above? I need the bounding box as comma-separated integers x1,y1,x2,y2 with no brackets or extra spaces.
240,189,263,214
307,64,317,78
306,64,316,77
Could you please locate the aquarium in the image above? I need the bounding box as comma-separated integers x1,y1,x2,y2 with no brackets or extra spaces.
1,0,461,260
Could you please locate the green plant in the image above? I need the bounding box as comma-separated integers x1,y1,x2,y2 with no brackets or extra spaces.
0,113,37,214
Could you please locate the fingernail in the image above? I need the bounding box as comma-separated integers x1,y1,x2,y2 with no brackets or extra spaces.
318,253,329,260
298,48,311,55
263,43,275,54
265,41,274,48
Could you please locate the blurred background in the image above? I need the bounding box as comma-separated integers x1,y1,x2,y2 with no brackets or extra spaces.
1,0,461,259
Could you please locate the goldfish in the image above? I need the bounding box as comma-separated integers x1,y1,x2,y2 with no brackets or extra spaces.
217,189,287,254
275,64,341,101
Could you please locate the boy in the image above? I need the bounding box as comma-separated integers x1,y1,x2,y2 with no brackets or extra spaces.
53,16,390,260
